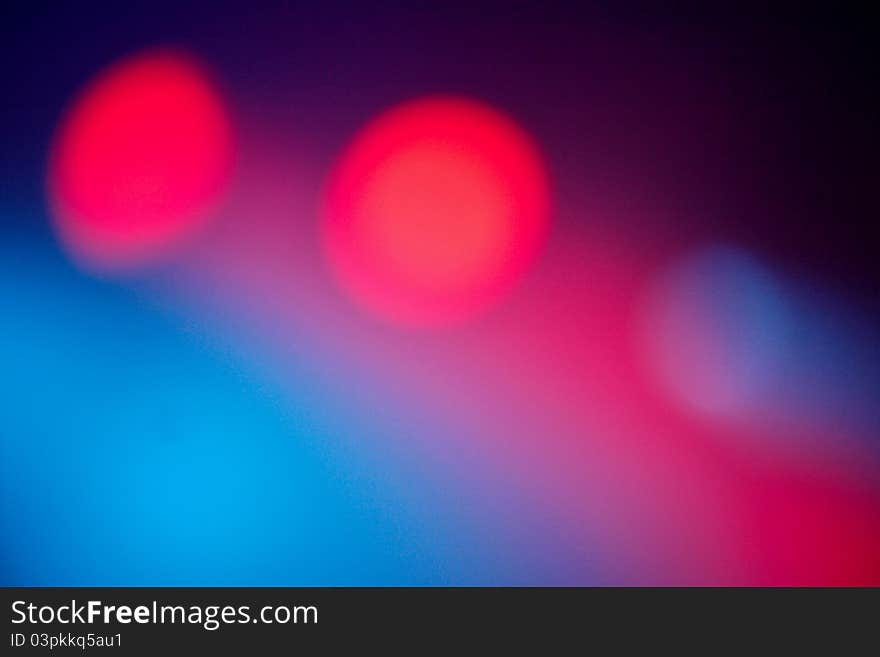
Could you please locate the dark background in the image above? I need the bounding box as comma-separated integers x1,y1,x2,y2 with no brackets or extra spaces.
2,1,877,311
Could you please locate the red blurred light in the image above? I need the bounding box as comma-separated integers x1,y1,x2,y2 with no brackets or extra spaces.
49,49,234,270
323,96,550,327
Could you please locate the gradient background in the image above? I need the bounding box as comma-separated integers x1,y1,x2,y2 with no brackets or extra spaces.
2,1,879,585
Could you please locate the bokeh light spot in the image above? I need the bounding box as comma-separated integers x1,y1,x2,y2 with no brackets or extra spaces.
48,49,234,270
323,96,550,327
639,246,792,419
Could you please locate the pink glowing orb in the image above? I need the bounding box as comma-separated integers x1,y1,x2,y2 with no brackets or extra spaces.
323,96,550,327
48,49,234,270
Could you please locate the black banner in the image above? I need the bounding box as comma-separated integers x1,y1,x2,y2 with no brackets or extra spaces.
2,587,876,652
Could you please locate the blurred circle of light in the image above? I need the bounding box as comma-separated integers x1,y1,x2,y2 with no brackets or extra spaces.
323,96,550,327
48,49,234,271
639,246,792,419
